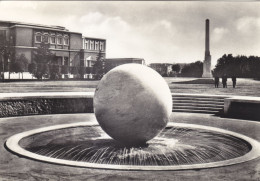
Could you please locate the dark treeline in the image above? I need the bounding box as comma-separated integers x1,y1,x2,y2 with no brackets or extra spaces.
181,61,203,77
212,54,260,78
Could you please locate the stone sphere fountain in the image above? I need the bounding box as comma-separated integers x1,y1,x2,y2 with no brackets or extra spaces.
5,64,260,171
94,64,172,145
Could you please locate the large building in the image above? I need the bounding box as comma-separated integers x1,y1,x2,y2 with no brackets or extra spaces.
0,20,106,78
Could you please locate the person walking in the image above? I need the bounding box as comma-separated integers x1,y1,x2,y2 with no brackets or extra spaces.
232,76,237,88
222,74,227,88
214,76,219,88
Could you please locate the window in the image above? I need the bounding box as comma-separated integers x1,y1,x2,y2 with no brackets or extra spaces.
88,60,91,67
100,42,104,51
95,41,99,50
90,41,94,50
43,34,49,43
85,41,89,49
64,37,69,45
57,36,63,45
64,57,69,65
50,36,56,44
35,34,42,43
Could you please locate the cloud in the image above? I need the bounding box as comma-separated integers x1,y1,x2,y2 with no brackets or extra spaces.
79,12,104,26
75,12,138,58
0,1,36,9
236,16,260,33
74,12,131,37
160,20,172,30
0,1,260,65
73,12,180,62
212,27,229,42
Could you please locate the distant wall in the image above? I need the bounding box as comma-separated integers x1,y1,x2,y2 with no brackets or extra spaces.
70,33,82,50
15,27,33,47
1,93,259,121
224,97,260,121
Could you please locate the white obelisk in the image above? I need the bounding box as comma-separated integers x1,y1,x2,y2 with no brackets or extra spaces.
202,19,212,78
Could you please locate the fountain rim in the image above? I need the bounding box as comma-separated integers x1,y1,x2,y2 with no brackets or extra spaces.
5,122,260,171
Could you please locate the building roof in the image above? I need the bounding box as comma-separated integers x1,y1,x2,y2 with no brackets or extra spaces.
0,20,81,34
83,36,106,41
0,20,67,31
0,20,107,42
106,58,144,61
149,63,173,66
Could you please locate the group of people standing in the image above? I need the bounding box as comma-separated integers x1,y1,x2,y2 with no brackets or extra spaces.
214,75,237,88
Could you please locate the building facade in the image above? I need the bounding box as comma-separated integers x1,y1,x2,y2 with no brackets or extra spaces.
104,58,145,72
149,63,173,76
0,20,106,79
82,37,106,67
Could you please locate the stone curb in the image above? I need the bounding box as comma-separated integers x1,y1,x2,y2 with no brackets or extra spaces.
6,122,260,171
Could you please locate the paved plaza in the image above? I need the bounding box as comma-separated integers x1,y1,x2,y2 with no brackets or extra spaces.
0,78,260,97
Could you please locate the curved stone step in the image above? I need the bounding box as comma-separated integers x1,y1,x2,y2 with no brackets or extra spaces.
172,109,219,114
172,93,228,99
172,100,224,105
172,97,224,102
173,105,223,111
172,103,224,108
170,94,227,114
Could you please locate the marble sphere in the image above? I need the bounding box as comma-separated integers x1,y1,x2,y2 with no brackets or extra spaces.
94,64,172,146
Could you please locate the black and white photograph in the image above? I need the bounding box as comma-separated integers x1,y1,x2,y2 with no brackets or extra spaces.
0,1,260,180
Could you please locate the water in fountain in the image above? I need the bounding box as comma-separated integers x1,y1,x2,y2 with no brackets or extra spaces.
22,125,250,166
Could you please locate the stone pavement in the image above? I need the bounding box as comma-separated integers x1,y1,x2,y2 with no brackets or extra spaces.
0,113,259,181
1,78,260,97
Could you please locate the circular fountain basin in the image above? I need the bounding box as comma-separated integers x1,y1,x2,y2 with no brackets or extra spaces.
6,122,260,171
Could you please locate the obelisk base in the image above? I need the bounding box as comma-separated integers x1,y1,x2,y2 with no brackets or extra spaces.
202,72,212,78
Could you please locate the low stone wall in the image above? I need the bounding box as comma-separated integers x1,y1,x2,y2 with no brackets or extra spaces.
224,96,260,121
0,92,94,118
1,92,259,121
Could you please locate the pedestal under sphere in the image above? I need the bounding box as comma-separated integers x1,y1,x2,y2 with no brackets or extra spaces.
94,64,172,145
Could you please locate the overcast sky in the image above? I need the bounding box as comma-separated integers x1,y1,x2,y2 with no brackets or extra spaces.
0,1,259,67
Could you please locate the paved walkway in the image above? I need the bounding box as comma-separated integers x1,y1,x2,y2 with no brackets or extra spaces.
0,78,260,97
0,113,259,180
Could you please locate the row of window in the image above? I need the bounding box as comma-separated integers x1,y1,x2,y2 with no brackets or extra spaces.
35,34,69,46
83,40,105,51
34,33,105,51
